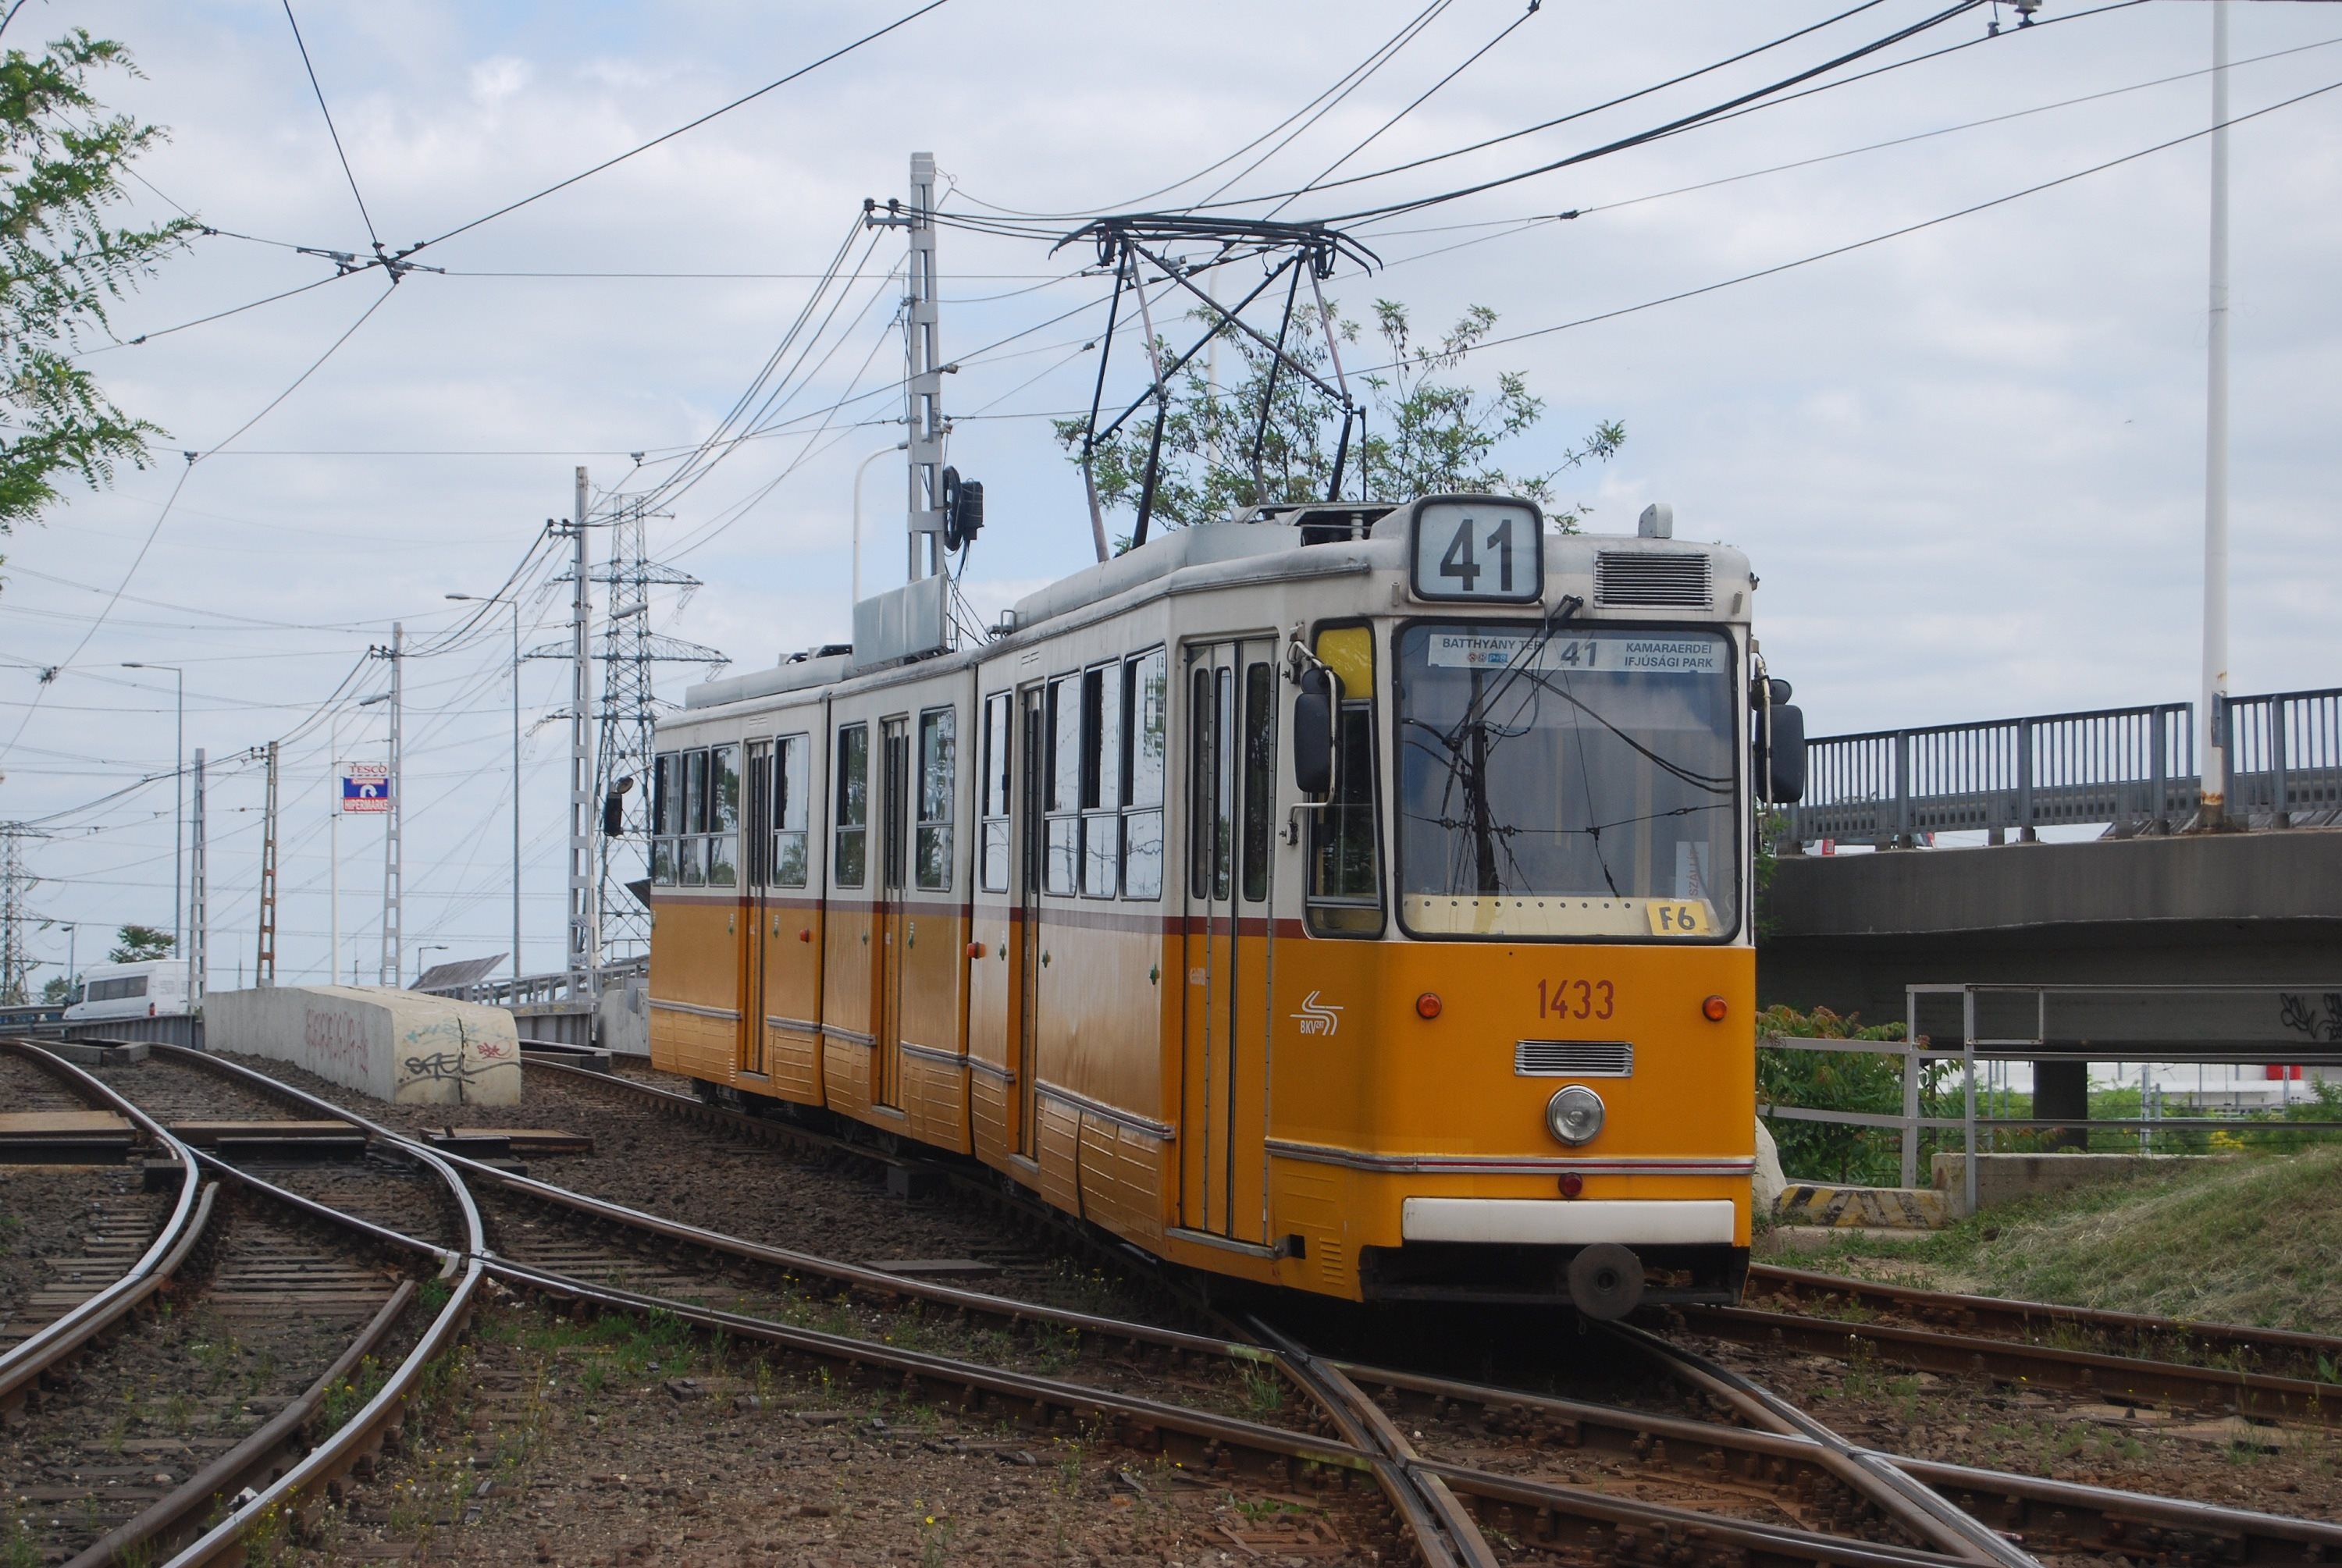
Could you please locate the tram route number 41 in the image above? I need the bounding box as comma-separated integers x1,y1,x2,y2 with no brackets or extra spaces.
1409,497,1544,605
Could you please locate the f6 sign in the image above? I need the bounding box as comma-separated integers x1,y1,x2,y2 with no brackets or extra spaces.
1406,496,1545,605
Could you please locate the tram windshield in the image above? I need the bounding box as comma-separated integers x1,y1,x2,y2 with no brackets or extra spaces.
1393,621,1739,940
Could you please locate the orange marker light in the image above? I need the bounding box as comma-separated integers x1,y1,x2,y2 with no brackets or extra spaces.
966,941,987,959
799,929,813,944
1701,994,1728,1022
1415,993,1443,1020
1557,1172,1585,1198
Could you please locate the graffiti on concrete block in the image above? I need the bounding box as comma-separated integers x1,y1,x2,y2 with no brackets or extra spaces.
304,1008,369,1072
2279,993,2342,1044
403,1050,485,1086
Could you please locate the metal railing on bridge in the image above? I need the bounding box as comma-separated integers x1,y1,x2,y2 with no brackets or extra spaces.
418,953,646,1008
1785,685,2342,845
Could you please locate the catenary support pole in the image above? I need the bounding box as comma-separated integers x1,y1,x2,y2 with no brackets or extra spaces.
256,741,278,985
510,596,522,984
379,624,404,986
329,718,340,985
903,152,945,582
189,748,206,1004
2200,0,2231,827
568,468,597,995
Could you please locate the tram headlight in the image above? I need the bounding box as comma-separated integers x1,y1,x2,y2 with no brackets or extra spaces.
1546,1086,1605,1147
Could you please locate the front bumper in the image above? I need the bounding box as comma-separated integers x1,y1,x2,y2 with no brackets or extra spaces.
1401,1196,1736,1246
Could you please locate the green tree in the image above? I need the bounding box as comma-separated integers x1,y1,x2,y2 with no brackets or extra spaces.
108,923,172,962
40,972,69,1004
1055,299,1621,542
0,27,197,550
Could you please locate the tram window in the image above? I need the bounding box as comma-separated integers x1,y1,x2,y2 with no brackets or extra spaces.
1241,662,1275,903
774,734,809,888
744,747,773,888
679,832,706,887
1189,666,1234,902
1080,666,1120,896
979,694,1011,893
1306,624,1384,937
835,723,868,887
652,753,677,886
1044,678,1080,894
917,706,956,891
684,750,708,836
1120,649,1166,901
707,745,740,887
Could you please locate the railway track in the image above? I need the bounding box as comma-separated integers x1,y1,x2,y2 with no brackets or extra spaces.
1745,1261,2342,1379
1673,1301,2342,1427
157,1046,1999,1566
503,1047,2342,1565
2,1041,482,1568
94,1044,2342,1566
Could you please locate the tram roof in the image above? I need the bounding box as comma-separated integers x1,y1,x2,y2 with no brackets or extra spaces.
678,502,1748,718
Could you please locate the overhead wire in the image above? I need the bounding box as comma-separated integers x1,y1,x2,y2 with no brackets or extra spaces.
411,0,956,255
942,0,1456,222
1353,72,2342,372
1285,0,2002,223
1193,0,1459,207
1194,0,1910,214
279,0,382,250
1267,0,1547,217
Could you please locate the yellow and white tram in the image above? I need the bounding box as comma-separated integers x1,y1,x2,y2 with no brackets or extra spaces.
645,495,1800,1315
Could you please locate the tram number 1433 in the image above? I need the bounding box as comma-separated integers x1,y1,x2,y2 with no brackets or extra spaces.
1537,978,1617,1021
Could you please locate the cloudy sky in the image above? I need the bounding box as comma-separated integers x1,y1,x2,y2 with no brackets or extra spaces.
2,0,2335,988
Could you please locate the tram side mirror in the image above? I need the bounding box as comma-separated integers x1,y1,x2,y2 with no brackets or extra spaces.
1293,667,1337,797
1763,695,1806,804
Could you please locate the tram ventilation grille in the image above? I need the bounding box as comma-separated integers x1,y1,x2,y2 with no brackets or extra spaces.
1515,1040,1633,1077
1594,552,1713,609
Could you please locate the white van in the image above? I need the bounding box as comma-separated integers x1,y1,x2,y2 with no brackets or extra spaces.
64,960,194,1022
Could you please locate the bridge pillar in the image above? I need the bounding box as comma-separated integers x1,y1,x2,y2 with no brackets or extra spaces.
2031,1058,2088,1150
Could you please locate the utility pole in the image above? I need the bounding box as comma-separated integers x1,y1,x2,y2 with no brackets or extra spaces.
591,499,724,961
0,826,31,1004
378,624,404,986
568,471,597,992
256,740,279,986
189,748,208,1004
902,152,945,582
2198,1,2232,829
329,716,341,986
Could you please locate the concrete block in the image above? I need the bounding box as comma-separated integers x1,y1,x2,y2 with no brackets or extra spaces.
203,985,520,1107
596,975,650,1057
1753,1117,1787,1214
45,1040,148,1067
1931,1150,2205,1218
1775,1182,1948,1230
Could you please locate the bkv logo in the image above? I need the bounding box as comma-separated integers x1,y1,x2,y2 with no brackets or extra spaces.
1291,991,1344,1036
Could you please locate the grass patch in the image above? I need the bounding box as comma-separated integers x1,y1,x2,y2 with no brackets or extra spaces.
1785,1145,2342,1332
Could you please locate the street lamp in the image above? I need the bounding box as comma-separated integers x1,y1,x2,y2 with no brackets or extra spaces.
60,923,76,1007
413,942,448,987
121,663,185,958
448,592,524,983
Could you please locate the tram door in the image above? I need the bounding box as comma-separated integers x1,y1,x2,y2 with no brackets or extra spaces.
1180,641,1275,1243
740,739,773,1078
874,717,909,1111
1014,685,1045,1157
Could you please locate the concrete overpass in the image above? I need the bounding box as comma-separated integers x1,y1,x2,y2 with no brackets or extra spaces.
1757,828,2342,1022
